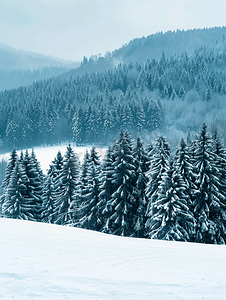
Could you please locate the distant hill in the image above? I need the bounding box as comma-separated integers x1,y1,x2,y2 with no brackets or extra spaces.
0,43,80,91
0,43,79,71
111,26,226,63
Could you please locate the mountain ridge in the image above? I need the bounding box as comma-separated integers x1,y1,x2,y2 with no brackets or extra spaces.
0,42,80,71
69,26,226,76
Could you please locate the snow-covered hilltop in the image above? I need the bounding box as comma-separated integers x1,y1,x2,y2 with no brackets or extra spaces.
0,217,226,299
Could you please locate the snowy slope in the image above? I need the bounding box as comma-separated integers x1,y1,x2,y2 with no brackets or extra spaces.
0,218,226,299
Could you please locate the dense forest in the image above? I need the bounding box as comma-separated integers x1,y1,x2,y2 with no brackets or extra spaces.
74,27,226,74
1,124,226,244
1,42,226,151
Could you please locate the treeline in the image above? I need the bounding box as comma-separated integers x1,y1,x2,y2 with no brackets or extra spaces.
1,124,226,244
1,45,226,150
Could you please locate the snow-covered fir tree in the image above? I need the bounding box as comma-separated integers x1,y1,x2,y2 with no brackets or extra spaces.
69,150,90,223
20,150,43,221
145,159,195,241
2,160,35,221
41,175,55,223
75,161,102,230
52,145,80,225
0,149,18,212
192,123,226,244
30,149,45,221
211,128,226,198
174,138,196,209
132,137,150,238
88,146,101,168
145,135,171,221
1,149,18,191
47,150,64,179
105,130,137,236
98,146,115,233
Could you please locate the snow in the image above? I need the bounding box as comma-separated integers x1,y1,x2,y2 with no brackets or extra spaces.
0,144,107,174
1,218,226,299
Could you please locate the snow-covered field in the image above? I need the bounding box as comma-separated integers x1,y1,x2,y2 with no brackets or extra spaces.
0,144,106,174
1,218,226,299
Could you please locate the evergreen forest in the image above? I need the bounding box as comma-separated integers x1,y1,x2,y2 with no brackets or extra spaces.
1,124,226,244
2,38,226,151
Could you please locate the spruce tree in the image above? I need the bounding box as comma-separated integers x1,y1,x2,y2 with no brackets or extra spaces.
106,130,137,236
0,148,18,213
69,150,90,223
174,138,196,210
73,147,102,229
41,176,54,223
145,136,171,220
2,160,35,221
47,150,64,179
30,149,44,221
1,148,18,191
98,147,115,233
211,128,226,199
53,145,79,225
76,162,101,230
88,146,101,168
132,137,150,238
145,159,195,241
192,123,226,244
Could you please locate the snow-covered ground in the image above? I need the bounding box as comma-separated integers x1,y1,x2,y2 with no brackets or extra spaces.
1,218,226,299
0,144,107,174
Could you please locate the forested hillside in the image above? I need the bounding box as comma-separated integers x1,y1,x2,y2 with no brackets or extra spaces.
74,26,226,74
1,125,226,244
1,38,226,151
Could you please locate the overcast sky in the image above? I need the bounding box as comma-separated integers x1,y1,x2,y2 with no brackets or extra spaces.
0,0,226,62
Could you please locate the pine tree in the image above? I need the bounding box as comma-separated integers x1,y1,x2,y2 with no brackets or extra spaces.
0,148,18,212
2,160,35,221
69,150,90,223
89,147,101,168
211,128,226,196
41,176,54,223
76,162,101,230
132,137,150,238
72,108,85,145
174,138,196,208
145,160,195,241
106,130,137,236
31,149,44,180
145,136,171,220
47,150,64,179
21,150,43,221
192,123,226,244
1,148,18,190
53,145,79,225
136,106,146,132
98,147,115,233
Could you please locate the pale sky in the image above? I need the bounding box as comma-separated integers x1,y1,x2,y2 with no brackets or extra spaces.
0,0,226,62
